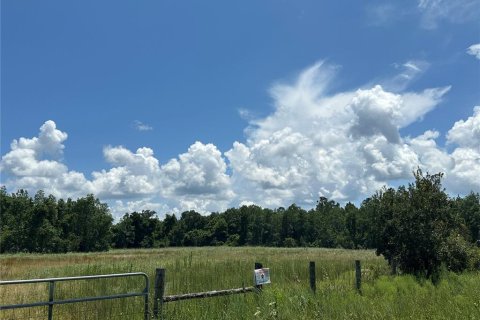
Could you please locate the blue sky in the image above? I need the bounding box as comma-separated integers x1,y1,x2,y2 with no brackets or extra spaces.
1,0,479,218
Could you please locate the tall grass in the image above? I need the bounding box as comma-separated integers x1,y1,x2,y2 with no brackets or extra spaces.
1,247,479,319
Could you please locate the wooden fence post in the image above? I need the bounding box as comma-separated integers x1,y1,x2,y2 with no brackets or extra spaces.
309,261,316,294
254,262,263,291
48,281,55,320
153,268,165,320
355,260,361,293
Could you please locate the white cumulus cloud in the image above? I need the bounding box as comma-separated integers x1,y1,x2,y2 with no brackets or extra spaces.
160,142,234,213
447,106,480,148
0,121,91,198
225,62,457,208
445,106,480,194
90,146,161,198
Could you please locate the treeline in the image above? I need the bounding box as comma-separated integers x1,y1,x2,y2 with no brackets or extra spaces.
1,172,479,257
111,190,480,256
0,188,397,252
0,188,112,253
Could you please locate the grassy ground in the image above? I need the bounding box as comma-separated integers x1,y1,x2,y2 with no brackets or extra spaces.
1,247,479,319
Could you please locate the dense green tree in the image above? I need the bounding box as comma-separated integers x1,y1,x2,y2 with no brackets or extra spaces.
112,210,159,248
452,193,480,243
112,217,134,248
1,189,33,253
262,208,278,246
28,191,62,252
374,170,474,277
181,210,206,231
356,196,381,249
57,198,80,252
344,202,359,248
162,214,177,238
238,207,249,246
223,208,240,237
314,197,346,247
0,190,113,253
281,205,296,242
207,214,228,245
169,221,186,246
71,195,113,252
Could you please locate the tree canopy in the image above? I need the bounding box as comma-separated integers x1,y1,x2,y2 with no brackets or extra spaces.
0,187,112,253
372,170,478,278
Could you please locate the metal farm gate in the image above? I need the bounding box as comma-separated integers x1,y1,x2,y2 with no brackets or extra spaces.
0,273,150,320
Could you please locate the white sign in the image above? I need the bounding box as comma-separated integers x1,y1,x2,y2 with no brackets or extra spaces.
254,268,271,285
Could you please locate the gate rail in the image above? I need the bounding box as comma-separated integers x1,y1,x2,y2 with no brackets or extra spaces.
0,272,150,320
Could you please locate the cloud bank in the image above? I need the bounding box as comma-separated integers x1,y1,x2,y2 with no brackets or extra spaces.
1,62,479,218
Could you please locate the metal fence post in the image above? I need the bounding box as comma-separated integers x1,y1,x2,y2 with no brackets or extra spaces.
309,261,316,294
153,268,165,320
355,260,361,293
48,281,55,320
144,274,150,320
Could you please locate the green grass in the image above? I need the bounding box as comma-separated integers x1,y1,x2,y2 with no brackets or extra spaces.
1,247,479,319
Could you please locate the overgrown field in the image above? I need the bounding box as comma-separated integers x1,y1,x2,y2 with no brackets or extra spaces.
1,247,479,319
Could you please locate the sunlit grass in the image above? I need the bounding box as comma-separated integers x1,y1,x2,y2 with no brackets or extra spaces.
1,247,479,319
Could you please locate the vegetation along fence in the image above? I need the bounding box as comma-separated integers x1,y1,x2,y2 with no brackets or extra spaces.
0,260,367,319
